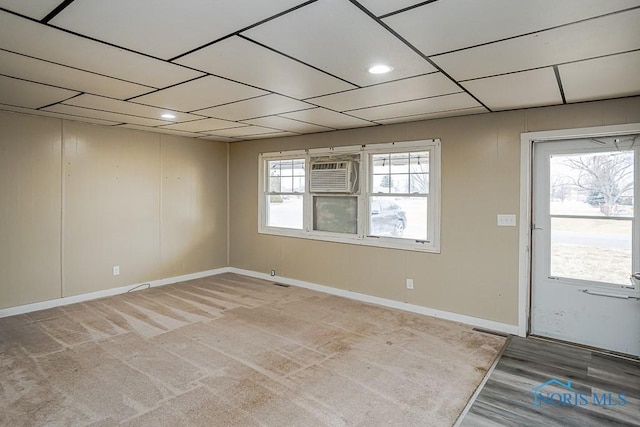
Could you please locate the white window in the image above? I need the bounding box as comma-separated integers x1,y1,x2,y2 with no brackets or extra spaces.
258,140,441,252
369,150,430,242
264,158,305,230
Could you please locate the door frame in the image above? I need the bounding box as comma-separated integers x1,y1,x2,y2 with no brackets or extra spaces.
518,122,640,337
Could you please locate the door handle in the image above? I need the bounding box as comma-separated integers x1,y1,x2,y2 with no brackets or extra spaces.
632,272,640,281
580,289,640,300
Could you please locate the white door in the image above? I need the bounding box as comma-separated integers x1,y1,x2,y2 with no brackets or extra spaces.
531,136,640,356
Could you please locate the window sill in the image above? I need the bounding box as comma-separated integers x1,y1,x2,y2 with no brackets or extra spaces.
258,227,440,253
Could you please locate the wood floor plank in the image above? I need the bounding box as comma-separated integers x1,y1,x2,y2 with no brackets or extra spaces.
461,336,640,426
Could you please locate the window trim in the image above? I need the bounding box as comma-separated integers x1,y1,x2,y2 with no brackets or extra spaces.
258,150,306,236
258,140,441,253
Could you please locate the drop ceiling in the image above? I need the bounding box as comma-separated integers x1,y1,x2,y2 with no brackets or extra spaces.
0,0,638,142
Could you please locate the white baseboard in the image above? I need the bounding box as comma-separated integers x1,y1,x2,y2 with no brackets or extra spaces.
0,267,232,318
229,268,518,335
2,266,519,336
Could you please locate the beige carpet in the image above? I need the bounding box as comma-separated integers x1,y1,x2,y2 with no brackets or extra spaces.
0,273,505,426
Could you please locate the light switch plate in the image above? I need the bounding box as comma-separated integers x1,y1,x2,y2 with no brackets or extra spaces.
497,214,517,227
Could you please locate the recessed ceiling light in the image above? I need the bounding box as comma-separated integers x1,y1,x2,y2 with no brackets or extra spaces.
161,113,176,119
368,64,393,74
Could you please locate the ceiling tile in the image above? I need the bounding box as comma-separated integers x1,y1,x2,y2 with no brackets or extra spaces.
64,94,203,122
0,75,78,109
0,104,121,126
198,135,240,142
242,132,297,140
51,0,308,60
177,36,356,99
0,0,61,20
307,73,461,111
433,8,640,81
244,0,435,86
462,68,562,111
118,124,204,138
44,104,170,127
1,1,637,132
280,108,375,129
357,0,428,17
158,118,244,133
385,0,640,56
207,125,285,138
117,123,212,138
129,76,267,113
347,92,480,121
243,116,333,133
559,51,640,102
0,50,154,100
0,11,203,88
375,107,488,124
194,94,314,121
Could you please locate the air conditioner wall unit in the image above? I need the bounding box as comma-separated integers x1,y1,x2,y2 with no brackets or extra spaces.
310,161,357,193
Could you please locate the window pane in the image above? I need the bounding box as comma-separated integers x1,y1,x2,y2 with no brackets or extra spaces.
370,196,427,240
268,158,305,193
390,153,409,173
269,177,280,192
389,174,409,193
314,196,357,234
550,151,634,217
372,175,391,193
410,173,429,194
550,217,631,285
292,160,305,192
292,159,305,175
372,154,389,174
267,195,303,229
372,151,430,195
410,152,429,173
281,176,294,192
293,175,305,193
268,160,281,176
280,160,294,177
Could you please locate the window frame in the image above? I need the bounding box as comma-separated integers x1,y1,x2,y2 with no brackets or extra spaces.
258,140,441,253
365,144,436,250
258,151,307,237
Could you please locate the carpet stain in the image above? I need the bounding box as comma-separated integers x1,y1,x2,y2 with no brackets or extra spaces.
0,273,506,426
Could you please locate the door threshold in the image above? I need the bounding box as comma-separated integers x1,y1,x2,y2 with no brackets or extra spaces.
529,334,640,362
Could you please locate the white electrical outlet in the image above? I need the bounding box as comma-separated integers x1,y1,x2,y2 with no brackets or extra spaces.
270,270,276,277
113,266,120,276
497,214,517,227
406,279,414,290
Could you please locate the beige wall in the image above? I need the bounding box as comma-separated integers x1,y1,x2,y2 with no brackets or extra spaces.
229,97,640,326
0,113,62,309
2,97,639,317
0,111,228,308
159,134,228,278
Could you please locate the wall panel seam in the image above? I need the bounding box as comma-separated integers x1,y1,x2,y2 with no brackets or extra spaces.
60,119,65,298
159,134,163,277
226,143,230,267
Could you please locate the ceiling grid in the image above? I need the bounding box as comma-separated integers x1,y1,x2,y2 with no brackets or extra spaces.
0,0,637,142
